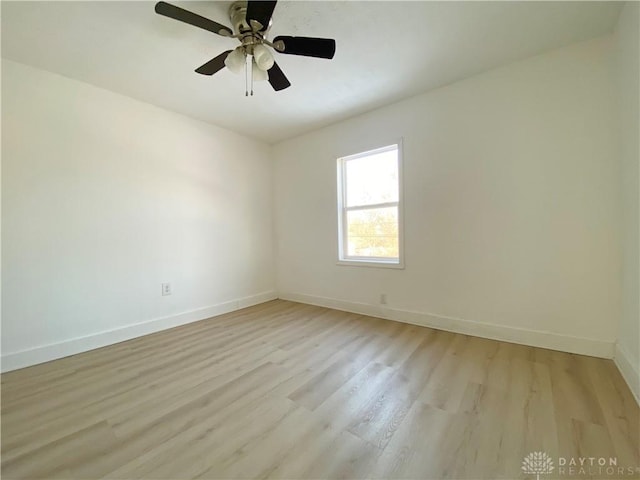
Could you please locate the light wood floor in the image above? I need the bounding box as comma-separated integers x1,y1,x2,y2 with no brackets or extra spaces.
1,300,638,479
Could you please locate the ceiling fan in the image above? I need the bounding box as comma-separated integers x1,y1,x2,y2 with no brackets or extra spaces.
154,1,336,94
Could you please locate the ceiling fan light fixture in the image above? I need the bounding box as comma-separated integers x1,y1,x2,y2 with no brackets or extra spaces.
224,47,246,74
252,58,268,81
253,44,275,71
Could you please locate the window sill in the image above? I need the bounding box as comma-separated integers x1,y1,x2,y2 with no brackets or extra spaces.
336,259,405,269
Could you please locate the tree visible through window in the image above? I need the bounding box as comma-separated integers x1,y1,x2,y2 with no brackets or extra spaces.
337,143,402,265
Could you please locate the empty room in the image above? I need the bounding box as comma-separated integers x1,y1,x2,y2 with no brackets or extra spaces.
1,1,638,479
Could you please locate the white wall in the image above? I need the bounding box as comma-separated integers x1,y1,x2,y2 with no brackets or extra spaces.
2,30,631,373
1,60,276,371
614,2,640,402
274,37,620,358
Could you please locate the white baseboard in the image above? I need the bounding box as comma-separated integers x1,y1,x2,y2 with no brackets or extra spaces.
3,290,620,374
614,344,640,406
1,290,277,373
279,292,615,359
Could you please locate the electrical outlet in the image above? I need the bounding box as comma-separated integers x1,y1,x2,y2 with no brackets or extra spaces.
380,293,387,305
162,283,172,296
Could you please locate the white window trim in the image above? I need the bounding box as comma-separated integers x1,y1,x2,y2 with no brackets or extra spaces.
336,140,405,269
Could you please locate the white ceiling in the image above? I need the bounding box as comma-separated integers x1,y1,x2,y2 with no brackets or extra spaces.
1,1,623,143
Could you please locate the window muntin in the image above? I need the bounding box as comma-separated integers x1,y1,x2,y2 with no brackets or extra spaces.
337,143,402,266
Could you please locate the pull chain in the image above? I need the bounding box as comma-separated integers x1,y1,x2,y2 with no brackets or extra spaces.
244,55,248,96
250,58,254,96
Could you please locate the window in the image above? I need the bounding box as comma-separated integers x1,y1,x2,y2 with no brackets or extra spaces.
337,142,403,267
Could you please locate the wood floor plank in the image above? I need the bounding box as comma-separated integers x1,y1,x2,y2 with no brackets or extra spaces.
1,421,120,479
582,356,640,468
346,329,454,449
1,300,638,479
368,400,459,479
299,429,382,480
129,396,299,479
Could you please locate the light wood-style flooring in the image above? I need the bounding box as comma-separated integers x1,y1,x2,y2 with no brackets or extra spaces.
1,300,638,479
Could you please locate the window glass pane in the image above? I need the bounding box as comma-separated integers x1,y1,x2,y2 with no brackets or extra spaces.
345,148,398,207
346,206,399,258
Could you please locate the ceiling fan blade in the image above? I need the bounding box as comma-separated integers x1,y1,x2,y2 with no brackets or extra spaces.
268,62,291,91
246,0,277,31
155,1,232,37
195,50,232,76
273,36,336,59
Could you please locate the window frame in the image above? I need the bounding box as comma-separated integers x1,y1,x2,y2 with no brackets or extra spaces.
336,139,405,269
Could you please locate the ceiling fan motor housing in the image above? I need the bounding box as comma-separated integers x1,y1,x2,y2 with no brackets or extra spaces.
229,2,250,34
228,1,271,56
